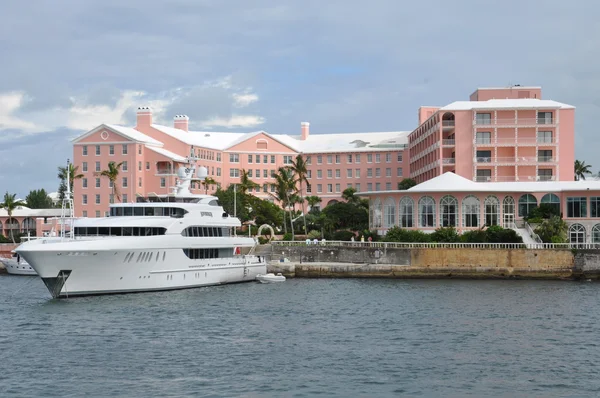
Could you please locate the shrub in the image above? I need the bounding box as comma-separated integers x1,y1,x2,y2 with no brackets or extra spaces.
332,230,355,241
281,232,293,241
307,230,321,239
430,227,460,243
461,229,488,243
525,204,561,221
257,236,269,244
486,225,523,243
534,215,568,243
384,226,431,242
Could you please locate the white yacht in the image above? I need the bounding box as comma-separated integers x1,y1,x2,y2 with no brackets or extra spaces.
15,151,266,298
0,251,37,276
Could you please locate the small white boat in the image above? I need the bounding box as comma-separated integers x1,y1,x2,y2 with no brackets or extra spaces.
256,273,286,283
0,252,37,276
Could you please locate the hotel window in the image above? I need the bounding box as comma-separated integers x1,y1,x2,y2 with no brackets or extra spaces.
95,178,101,188
335,183,340,192
122,161,128,171
355,154,361,163
367,154,373,163
591,197,600,217
418,196,436,227
96,211,101,218
248,170,253,177
327,169,332,178
95,145,101,155
263,155,268,163
217,153,222,161
476,150,492,163
95,161,101,172
138,145,142,155
317,155,322,164
123,194,128,203
82,162,88,172
462,195,480,227
122,177,128,188
230,153,239,163
335,169,340,178
256,154,260,163
386,168,391,177
347,154,353,163
347,183,353,188
518,194,538,217
138,177,142,187
230,168,240,178
82,145,88,156
327,155,333,164
138,161,142,171
367,168,373,177
283,155,293,165
538,169,553,181
386,153,392,163
335,155,340,164
271,169,276,178
95,194,101,204
367,183,373,191
484,195,500,226
109,194,114,204
306,183,311,193
397,167,403,177
399,197,413,228
538,150,553,162
109,180,113,188
248,154,253,163
376,154,381,163
317,170,322,179
375,168,381,177
317,184,322,193
386,182,392,190
263,170,268,178
476,113,492,125
476,132,492,144
82,194,88,204
476,169,492,182
375,183,381,191
217,168,221,176
82,211,87,217
306,156,311,165
537,111,553,125
82,178,88,188
122,144,128,155
307,170,312,179
270,155,275,164
263,184,267,193
146,162,150,170
355,169,361,178
355,183,361,192
255,169,260,178
160,178,166,187
567,197,587,218
397,153,403,162
109,145,114,155
537,131,553,144
327,184,333,193
347,169,352,178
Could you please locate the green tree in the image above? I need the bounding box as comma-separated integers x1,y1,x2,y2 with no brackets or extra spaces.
238,169,259,195
248,196,284,229
574,160,592,181
215,185,252,223
95,161,124,202
201,177,216,194
57,163,84,201
269,167,297,239
322,201,368,232
398,178,417,190
1,192,26,243
290,154,309,235
306,195,322,213
342,187,368,209
534,215,568,243
25,189,54,209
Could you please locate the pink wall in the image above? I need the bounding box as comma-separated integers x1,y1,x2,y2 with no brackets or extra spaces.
558,108,575,181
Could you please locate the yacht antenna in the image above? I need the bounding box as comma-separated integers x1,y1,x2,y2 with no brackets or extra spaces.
60,158,75,240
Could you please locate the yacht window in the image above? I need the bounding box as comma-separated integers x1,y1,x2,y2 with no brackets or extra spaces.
123,227,133,236
183,248,220,259
124,207,133,216
208,228,214,237
208,200,219,206
116,207,123,216
144,207,154,216
154,207,163,216
99,227,109,235
134,207,144,216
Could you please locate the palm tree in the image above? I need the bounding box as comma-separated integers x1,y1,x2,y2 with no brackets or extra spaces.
575,160,593,181
306,195,322,212
1,192,26,243
95,161,124,202
202,177,217,194
290,154,309,235
269,167,297,240
57,163,84,201
239,169,259,195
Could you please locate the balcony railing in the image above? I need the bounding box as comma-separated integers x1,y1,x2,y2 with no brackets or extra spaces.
537,156,554,162
474,118,555,126
475,137,556,146
537,175,555,181
442,158,456,164
442,139,455,146
475,176,492,182
156,168,174,175
474,156,556,164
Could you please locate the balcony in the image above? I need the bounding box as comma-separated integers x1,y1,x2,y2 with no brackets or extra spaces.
442,139,455,146
537,175,555,181
474,118,555,127
537,156,555,163
156,168,175,176
474,156,557,165
442,158,456,165
475,137,557,147
442,120,455,131
475,176,492,182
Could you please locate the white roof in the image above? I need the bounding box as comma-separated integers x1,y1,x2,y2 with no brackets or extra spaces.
0,207,63,218
440,98,574,111
104,124,162,145
145,146,187,162
151,124,246,150
403,172,600,193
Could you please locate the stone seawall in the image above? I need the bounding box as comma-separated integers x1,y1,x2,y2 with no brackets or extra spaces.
266,246,600,280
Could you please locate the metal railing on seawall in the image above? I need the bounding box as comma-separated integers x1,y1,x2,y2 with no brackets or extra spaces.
271,241,600,250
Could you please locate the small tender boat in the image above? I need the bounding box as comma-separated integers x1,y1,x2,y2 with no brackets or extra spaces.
256,273,286,283
0,252,37,276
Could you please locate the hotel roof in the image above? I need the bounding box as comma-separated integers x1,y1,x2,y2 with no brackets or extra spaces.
440,98,575,111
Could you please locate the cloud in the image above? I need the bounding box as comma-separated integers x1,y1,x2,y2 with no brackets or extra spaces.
233,93,259,108
199,115,265,129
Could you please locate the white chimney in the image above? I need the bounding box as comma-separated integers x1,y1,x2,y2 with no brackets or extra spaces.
174,115,189,132
301,122,310,140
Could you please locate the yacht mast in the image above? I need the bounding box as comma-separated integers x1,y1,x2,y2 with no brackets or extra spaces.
60,158,75,239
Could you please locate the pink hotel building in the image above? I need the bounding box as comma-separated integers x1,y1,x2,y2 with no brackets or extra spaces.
66,85,600,244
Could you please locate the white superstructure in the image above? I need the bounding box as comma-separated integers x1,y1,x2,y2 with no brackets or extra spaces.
16,149,266,298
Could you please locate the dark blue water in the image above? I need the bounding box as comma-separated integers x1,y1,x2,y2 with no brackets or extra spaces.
1,275,600,398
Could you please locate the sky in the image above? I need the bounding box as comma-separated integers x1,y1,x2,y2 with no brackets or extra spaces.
1,0,600,198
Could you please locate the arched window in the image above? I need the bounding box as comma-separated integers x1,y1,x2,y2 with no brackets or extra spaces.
569,223,586,245
592,224,600,243
462,195,481,227
518,194,538,218
418,196,436,227
372,198,382,228
399,197,414,228
440,195,458,227
541,193,561,215
503,196,515,227
22,217,36,232
383,198,396,228
484,195,500,226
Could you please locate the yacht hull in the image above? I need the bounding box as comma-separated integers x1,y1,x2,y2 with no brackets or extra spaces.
16,238,266,298
0,258,37,276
